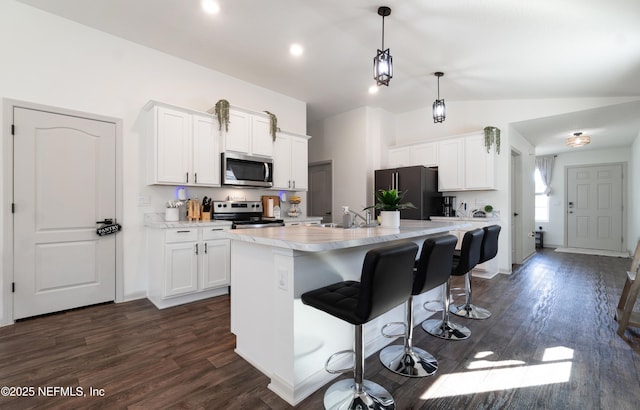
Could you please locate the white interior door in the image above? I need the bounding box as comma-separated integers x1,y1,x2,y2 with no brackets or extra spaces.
567,164,623,251
13,107,116,320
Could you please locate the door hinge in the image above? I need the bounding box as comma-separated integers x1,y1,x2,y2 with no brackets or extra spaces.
11,203,15,213
12,282,15,293
11,124,15,135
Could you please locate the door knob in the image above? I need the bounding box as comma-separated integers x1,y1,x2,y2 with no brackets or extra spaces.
96,219,113,224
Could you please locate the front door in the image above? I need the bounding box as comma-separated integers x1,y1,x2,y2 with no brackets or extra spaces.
567,164,623,251
13,107,117,320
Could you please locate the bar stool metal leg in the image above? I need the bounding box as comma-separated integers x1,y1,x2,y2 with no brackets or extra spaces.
422,280,471,340
324,325,395,410
379,296,438,377
449,272,491,319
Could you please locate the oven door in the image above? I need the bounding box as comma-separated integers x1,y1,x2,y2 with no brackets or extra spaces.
222,152,273,187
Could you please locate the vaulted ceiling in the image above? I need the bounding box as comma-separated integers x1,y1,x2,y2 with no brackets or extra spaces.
17,0,640,154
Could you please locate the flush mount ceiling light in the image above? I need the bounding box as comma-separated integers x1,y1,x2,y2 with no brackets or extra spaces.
373,6,393,86
432,72,446,123
201,0,220,14
566,132,590,147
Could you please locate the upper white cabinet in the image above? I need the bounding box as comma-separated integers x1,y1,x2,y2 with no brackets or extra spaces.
273,131,310,191
146,101,220,186
388,142,438,168
220,108,273,158
438,133,497,191
437,138,465,191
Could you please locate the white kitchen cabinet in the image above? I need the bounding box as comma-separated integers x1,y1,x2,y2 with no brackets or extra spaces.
201,228,230,290
438,133,496,191
438,138,465,191
388,142,438,168
146,101,220,186
464,134,496,190
148,226,230,309
220,107,273,157
273,131,310,191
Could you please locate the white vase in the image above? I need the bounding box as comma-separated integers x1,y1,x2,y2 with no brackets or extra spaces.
165,208,179,222
380,211,400,228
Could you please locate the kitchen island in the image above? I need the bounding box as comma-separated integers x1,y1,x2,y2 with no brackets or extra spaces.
226,220,470,405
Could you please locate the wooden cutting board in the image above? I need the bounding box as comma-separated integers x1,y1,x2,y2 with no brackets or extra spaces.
261,196,280,217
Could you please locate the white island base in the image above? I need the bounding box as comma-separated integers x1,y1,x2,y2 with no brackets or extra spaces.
228,221,470,405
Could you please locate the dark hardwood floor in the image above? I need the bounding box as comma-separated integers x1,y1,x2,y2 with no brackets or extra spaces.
1,248,640,409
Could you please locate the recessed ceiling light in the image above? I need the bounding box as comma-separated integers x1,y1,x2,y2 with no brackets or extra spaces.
289,43,304,57
201,0,220,14
369,85,379,94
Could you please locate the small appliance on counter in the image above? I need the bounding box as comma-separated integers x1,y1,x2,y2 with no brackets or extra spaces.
442,195,457,217
288,196,301,217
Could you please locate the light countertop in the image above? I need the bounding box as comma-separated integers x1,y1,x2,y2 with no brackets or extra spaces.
225,219,471,252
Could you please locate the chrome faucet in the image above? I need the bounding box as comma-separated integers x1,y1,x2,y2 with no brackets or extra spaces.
349,209,378,227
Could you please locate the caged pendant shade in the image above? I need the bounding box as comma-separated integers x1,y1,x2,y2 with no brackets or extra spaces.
373,6,393,86
432,72,446,123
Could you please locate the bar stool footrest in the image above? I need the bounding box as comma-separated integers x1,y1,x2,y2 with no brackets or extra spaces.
381,321,406,339
325,349,355,375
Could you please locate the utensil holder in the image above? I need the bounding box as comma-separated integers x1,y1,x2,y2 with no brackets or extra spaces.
165,208,179,222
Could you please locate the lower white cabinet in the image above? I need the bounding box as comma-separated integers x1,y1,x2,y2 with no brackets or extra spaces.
148,226,230,309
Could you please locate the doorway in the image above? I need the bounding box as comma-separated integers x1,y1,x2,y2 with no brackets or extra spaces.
511,150,523,265
5,101,122,321
566,163,624,251
308,161,332,223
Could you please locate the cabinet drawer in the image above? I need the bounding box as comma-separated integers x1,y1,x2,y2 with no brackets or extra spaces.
202,227,230,240
165,228,198,243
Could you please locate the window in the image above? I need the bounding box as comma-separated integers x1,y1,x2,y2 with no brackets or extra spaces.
534,168,549,222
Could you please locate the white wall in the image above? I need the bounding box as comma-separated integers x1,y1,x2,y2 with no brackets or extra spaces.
307,106,395,219
538,148,631,249
631,133,640,248
0,1,306,324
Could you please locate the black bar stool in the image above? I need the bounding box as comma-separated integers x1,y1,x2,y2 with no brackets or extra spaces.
379,235,457,377
448,228,488,319
301,242,418,410
421,229,483,340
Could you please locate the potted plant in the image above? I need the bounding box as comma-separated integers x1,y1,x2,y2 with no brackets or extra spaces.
365,189,415,228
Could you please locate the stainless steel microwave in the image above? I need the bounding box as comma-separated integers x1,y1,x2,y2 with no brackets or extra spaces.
221,152,273,187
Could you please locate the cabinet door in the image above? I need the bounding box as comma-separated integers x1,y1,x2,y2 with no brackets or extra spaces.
192,114,220,186
290,136,308,190
156,107,192,184
437,138,464,191
413,143,438,167
272,133,292,189
224,109,251,154
164,242,198,297
201,239,230,290
464,134,496,190
388,147,411,168
251,115,273,157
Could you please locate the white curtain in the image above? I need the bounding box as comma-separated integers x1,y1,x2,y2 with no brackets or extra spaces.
535,156,555,196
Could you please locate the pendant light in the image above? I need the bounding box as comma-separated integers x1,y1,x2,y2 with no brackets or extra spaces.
432,72,446,123
566,132,590,147
373,6,393,86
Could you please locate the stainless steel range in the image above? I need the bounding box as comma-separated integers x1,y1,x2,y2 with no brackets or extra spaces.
212,200,285,229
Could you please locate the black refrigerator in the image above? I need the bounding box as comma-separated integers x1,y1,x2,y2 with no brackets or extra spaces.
374,166,443,220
